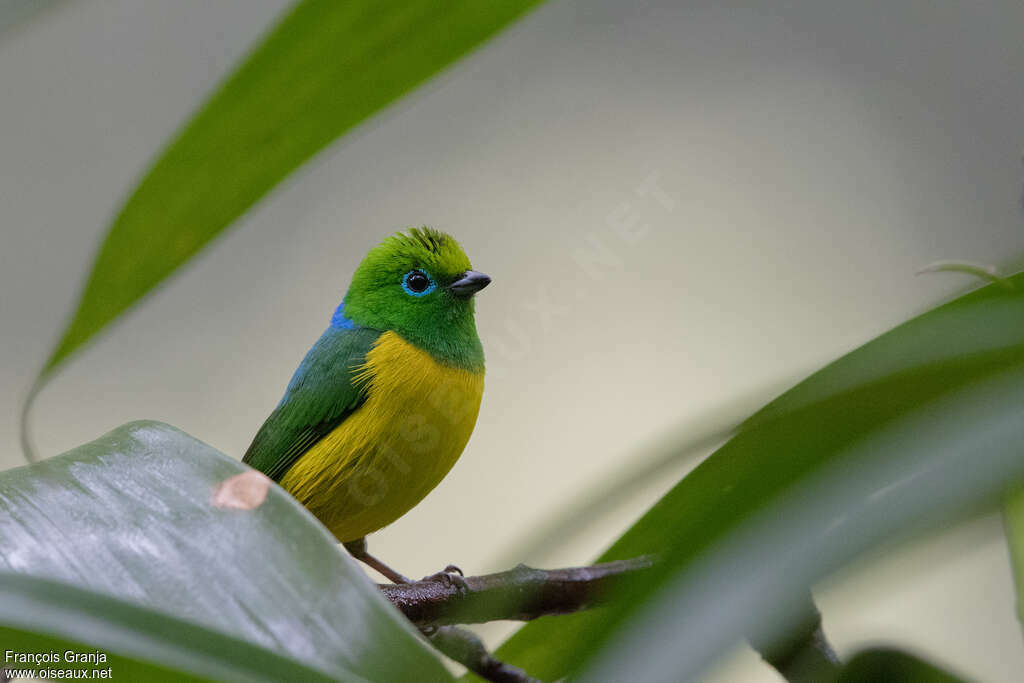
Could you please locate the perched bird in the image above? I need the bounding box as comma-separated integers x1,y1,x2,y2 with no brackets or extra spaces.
243,228,489,583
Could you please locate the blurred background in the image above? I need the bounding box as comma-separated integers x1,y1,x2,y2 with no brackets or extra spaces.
2,0,1023,680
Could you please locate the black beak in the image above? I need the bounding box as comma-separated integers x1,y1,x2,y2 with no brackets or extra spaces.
448,270,491,298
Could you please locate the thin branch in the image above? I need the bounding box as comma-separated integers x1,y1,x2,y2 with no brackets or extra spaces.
384,559,841,683
384,559,651,683
429,626,539,683
379,557,654,627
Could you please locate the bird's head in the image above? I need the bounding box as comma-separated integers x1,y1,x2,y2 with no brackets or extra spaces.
340,228,489,366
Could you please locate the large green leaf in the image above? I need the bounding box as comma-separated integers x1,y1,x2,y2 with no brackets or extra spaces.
0,421,452,682
41,0,543,377
485,273,1024,681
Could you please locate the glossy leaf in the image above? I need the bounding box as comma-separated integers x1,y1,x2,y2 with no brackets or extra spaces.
0,421,452,682
484,273,1024,681
41,0,543,377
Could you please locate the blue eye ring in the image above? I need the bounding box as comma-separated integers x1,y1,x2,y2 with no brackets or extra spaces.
402,269,436,297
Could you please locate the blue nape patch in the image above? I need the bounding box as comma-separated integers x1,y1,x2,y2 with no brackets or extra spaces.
330,301,358,330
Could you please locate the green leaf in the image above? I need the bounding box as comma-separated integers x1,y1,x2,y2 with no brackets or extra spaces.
484,273,1024,681
837,648,969,683
0,421,452,682
41,0,543,377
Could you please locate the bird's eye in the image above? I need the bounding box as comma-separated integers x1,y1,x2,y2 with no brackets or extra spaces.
401,270,435,297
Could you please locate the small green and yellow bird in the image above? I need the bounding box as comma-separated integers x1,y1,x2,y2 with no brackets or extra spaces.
243,228,489,583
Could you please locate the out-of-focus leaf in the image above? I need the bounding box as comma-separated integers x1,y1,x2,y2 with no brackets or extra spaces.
0,421,452,682
744,275,1023,425
482,272,1024,681
40,0,543,377
837,648,969,683
1002,487,1024,627
580,361,1024,681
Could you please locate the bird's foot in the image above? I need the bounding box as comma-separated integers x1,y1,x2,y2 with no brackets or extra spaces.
422,564,468,593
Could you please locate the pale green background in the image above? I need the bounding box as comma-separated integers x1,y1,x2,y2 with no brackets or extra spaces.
2,1,1023,681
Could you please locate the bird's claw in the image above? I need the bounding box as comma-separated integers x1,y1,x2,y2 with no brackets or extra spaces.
422,564,468,593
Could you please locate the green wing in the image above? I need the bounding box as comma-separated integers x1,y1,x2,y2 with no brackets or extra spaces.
243,325,381,482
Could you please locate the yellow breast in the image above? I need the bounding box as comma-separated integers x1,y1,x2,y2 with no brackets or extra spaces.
279,330,484,543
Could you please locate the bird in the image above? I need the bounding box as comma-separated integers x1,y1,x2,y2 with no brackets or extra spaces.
243,228,490,583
